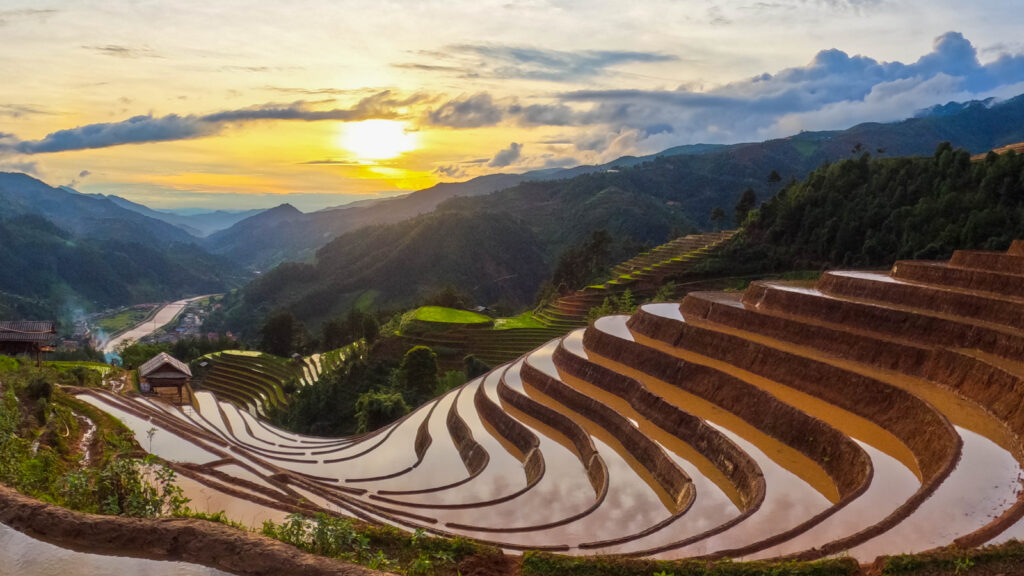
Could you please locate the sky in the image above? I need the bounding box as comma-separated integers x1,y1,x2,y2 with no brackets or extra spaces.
2,0,1024,211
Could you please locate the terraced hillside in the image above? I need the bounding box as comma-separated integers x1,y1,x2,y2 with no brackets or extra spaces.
403,230,736,368
78,241,1024,561
534,230,736,330
195,346,358,415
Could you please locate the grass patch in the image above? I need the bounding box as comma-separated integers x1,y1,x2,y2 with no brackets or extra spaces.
522,552,859,576
412,306,492,325
94,305,158,335
261,513,494,575
353,290,379,312
493,312,545,330
44,361,113,377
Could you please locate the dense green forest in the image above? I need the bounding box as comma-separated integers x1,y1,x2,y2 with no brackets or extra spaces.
0,214,236,320
723,144,1024,270
214,185,690,337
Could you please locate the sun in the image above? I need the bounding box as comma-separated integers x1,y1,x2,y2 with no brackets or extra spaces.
337,119,417,160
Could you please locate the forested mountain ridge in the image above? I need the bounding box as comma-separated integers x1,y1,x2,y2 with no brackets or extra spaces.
215,184,692,334
721,142,1024,271
0,172,198,246
0,173,244,319
85,192,265,237
203,94,1024,270
213,94,1024,335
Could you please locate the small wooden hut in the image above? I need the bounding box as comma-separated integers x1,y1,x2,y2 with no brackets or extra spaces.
0,320,57,366
138,352,193,405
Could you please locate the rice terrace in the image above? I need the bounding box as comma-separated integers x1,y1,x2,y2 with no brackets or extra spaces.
8,2,1024,576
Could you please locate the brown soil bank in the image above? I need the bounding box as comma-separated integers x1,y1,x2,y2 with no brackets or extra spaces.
0,484,386,576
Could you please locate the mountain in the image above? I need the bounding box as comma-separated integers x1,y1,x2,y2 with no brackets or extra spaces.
0,173,245,320
205,95,1024,270
202,144,731,270
0,173,198,246
217,182,693,334
721,140,1024,271
83,192,265,237
218,93,1024,333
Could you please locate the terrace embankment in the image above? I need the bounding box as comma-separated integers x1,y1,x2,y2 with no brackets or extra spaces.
0,485,384,576
62,240,1024,561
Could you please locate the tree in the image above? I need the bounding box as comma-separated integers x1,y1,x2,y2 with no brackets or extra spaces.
768,170,782,184
321,318,347,350
355,391,409,433
549,229,613,294
734,188,757,226
464,355,491,380
397,346,439,404
425,285,470,309
260,311,303,357
710,207,726,231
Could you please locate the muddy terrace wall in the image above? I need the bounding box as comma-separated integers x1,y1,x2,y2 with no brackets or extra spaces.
818,272,1024,332
891,261,1024,298
580,326,870,499
496,376,608,497
950,250,1024,274
0,485,384,576
682,293,935,376
628,305,960,483
550,344,765,513
519,360,694,511
473,377,544,485
742,282,1024,360
446,395,490,476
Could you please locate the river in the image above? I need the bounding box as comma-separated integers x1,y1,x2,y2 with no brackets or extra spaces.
102,295,214,356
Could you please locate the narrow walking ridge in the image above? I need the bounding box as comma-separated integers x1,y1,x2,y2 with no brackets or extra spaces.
77,242,1024,560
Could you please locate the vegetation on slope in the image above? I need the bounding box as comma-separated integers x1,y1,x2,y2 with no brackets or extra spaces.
412,306,492,324
0,213,239,320
0,357,188,517
721,143,1024,272
0,173,245,321
218,189,689,337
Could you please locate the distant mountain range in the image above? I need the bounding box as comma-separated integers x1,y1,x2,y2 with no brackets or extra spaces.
82,192,265,237
201,143,728,270
203,94,1024,271
0,173,243,320
4,93,1024,326
212,93,1024,332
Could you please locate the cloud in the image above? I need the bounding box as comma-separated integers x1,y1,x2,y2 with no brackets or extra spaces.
299,159,363,166
489,142,523,167
0,159,40,175
68,169,92,188
0,8,58,26
433,164,465,178
0,104,51,118
396,44,677,82
13,114,213,154
221,65,303,73
426,93,505,128
82,44,161,58
545,31,1024,150
6,91,430,155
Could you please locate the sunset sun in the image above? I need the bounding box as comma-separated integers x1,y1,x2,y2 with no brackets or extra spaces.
338,119,417,160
